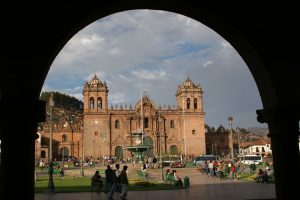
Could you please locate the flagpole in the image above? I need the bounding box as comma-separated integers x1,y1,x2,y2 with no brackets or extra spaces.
141,87,143,145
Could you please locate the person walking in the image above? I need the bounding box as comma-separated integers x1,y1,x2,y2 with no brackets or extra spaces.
119,165,129,200
105,165,114,193
108,163,121,200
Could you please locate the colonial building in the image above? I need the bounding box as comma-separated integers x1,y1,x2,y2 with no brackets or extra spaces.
82,75,206,160
205,125,231,157
35,108,83,163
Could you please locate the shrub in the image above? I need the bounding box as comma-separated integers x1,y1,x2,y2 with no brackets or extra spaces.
249,164,256,173
134,181,151,187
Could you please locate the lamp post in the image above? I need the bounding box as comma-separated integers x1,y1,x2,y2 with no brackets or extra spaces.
100,132,107,166
94,120,100,161
156,111,164,181
80,124,84,177
65,114,75,157
236,127,241,161
228,116,234,159
48,93,55,193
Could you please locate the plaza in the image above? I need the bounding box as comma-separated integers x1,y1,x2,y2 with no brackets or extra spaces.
35,165,275,200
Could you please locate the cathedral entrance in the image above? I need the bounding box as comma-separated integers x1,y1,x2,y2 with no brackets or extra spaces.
115,146,123,160
60,147,69,161
170,145,178,155
143,136,154,157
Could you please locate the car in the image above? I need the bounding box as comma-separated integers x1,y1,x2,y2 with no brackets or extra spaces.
170,160,186,168
161,155,185,168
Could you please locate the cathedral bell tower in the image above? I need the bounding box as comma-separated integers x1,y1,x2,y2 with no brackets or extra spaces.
175,77,203,112
83,74,109,113
175,77,206,155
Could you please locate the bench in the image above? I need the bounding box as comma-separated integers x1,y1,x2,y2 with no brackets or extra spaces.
165,174,176,185
165,174,184,186
136,170,149,180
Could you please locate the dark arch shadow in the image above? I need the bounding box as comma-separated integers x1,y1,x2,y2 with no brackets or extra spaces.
1,2,299,200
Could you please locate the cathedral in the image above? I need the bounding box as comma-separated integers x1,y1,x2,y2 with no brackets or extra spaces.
82,75,206,160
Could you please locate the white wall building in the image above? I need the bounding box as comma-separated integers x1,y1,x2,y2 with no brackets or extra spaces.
241,143,272,157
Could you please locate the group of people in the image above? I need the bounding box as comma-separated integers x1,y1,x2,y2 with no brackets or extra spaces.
165,169,183,187
256,167,273,183
204,160,238,180
92,164,129,200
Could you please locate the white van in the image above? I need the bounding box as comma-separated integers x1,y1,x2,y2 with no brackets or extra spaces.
193,155,220,166
239,155,262,165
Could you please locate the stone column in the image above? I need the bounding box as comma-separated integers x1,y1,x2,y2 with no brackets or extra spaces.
0,99,45,200
257,106,300,199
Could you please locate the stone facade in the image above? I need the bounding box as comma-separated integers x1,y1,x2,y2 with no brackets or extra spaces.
82,75,206,160
36,118,83,163
205,126,231,157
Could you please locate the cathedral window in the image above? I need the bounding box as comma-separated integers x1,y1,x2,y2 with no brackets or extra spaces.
194,98,197,109
89,97,94,109
187,98,190,109
115,120,120,129
144,118,149,128
170,120,175,128
62,134,67,142
97,97,102,109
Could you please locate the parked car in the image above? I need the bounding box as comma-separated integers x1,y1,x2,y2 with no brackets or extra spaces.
170,160,186,168
161,155,185,168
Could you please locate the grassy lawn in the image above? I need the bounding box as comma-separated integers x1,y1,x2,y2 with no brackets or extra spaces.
35,176,179,193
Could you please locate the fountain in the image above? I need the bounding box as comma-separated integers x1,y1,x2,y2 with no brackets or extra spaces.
123,129,150,163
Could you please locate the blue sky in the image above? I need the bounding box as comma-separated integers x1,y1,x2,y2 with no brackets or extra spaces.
43,9,266,130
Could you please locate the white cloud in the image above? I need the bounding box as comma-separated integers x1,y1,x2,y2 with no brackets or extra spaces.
45,9,264,129
203,61,213,67
109,47,121,55
131,69,167,80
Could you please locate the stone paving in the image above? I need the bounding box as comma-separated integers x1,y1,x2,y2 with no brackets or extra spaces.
35,164,276,200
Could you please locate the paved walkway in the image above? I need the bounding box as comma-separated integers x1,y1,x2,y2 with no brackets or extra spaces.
35,164,276,200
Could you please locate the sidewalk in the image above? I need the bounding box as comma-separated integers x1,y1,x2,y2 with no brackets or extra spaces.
35,165,276,200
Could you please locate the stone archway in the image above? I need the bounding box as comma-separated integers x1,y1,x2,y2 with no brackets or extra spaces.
143,136,154,157
40,150,46,158
115,146,123,160
1,2,299,200
60,147,69,161
170,145,178,155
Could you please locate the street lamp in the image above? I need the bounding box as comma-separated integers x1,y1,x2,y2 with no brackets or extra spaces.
228,116,234,159
80,124,84,176
236,127,241,161
48,93,55,193
94,120,100,161
156,111,164,181
100,132,107,166
65,114,75,157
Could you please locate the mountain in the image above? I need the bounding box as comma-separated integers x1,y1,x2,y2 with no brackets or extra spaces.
247,127,269,136
40,91,83,113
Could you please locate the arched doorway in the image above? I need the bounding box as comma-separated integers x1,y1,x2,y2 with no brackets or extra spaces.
115,146,123,160
40,150,46,158
60,147,69,161
143,136,154,157
170,145,178,155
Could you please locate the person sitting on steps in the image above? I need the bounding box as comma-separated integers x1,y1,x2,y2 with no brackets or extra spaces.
91,170,103,192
